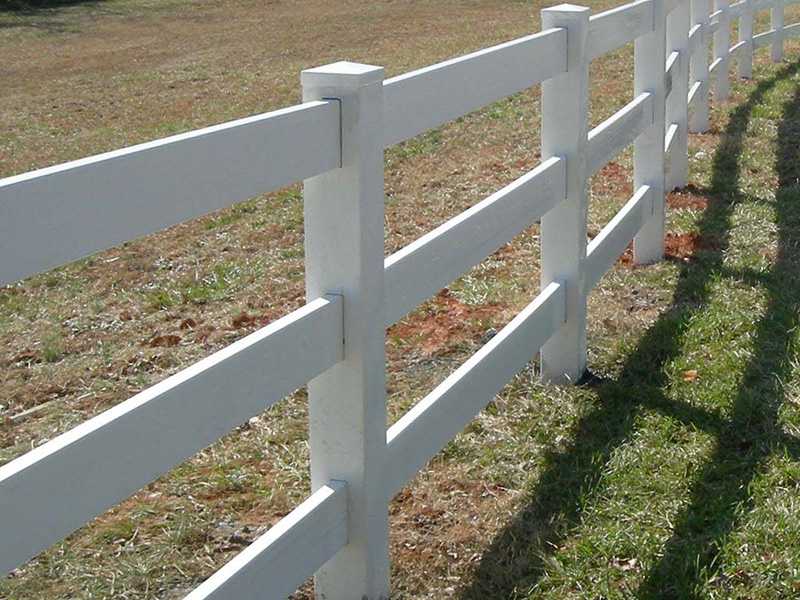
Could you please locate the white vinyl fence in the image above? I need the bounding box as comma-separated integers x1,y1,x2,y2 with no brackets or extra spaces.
1,0,799,597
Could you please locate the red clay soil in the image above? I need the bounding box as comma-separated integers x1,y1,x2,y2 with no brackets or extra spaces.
664,231,722,261
388,288,505,357
666,184,710,210
587,228,722,268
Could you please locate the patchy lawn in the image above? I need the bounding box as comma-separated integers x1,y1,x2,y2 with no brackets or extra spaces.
2,1,800,598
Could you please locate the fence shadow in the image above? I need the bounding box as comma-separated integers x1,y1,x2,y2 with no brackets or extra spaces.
460,59,800,599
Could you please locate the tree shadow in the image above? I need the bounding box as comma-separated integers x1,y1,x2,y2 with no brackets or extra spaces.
0,0,112,14
460,60,800,599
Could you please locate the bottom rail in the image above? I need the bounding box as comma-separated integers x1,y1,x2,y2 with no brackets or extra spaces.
383,281,566,499
184,481,348,600
585,185,654,290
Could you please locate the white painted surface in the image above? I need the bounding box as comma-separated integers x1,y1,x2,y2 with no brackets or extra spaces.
714,0,731,99
754,29,777,48
665,122,680,153
687,23,704,56
0,295,344,578
383,157,566,326
586,186,653,289
587,92,655,177
729,1,746,17
737,0,754,78
730,39,747,56
302,62,390,600
588,0,656,60
688,79,703,107
689,0,711,132
784,22,800,36
772,0,785,61
0,101,340,287
736,0,755,79
382,28,567,146
384,281,566,498
540,4,591,384
4,2,800,599
183,481,348,600
666,0,690,190
665,50,681,98
633,0,667,264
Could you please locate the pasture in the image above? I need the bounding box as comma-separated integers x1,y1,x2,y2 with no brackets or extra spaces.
2,0,800,598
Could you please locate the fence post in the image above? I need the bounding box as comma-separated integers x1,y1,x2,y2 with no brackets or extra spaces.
739,0,755,77
666,0,691,190
634,0,667,263
301,61,390,600
714,0,731,100
539,3,590,384
772,0,785,62
690,0,711,131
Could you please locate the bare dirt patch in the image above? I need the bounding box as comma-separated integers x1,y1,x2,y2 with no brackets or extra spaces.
388,289,507,358
667,183,711,210
665,231,723,261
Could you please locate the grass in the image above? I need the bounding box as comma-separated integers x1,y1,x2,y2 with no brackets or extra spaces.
3,0,800,599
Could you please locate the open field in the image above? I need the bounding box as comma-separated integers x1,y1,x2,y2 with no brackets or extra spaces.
3,0,800,598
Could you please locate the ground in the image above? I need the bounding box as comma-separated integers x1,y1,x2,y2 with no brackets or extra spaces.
2,1,800,599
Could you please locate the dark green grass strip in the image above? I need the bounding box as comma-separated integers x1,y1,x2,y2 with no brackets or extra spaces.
460,60,800,599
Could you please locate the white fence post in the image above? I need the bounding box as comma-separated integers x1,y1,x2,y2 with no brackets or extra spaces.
690,0,711,131
539,3,591,384
666,0,691,190
739,0,755,77
634,0,668,263
772,0,785,62
301,61,390,600
714,0,731,99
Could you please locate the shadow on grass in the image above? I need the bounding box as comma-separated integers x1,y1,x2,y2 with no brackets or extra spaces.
460,60,800,599
0,0,111,14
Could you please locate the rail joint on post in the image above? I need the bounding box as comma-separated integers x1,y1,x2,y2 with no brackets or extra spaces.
539,3,591,385
301,60,391,600
633,0,667,263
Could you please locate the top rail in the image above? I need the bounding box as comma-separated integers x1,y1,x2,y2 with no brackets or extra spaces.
588,0,655,60
729,0,746,19
0,100,340,287
382,28,567,146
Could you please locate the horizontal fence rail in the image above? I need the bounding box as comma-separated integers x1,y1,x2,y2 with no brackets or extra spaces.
585,185,654,290
383,156,566,325
2,0,800,597
587,92,655,177
183,481,349,600
0,295,343,577
384,281,566,498
0,101,340,287
382,27,567,146
588,0,656,60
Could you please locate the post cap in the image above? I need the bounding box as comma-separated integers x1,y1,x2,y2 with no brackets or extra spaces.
542,3,591,14
302,61,385,89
